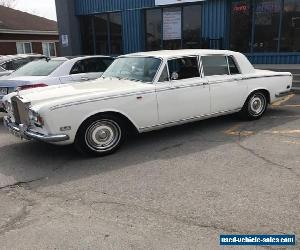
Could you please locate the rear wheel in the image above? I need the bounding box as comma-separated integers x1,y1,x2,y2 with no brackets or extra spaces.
75,114,126,156
239,91,268,120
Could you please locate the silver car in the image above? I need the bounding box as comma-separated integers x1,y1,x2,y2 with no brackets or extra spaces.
0,54,46,77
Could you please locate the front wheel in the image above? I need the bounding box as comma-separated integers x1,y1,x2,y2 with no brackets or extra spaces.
74,115,126,156
239,92,268,120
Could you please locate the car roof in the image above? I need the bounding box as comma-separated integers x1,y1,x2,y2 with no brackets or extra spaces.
52,55,115,61
124,49,236,59
0,54,45,63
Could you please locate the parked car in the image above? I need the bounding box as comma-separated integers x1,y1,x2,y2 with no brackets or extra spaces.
3,49,293,156
0,55,114,110
0,65,7,77
0,54,46,77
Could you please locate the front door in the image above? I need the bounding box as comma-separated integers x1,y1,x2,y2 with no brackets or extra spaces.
155,56,211,125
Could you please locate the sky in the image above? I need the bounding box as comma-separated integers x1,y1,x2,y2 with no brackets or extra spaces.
15,0,57,21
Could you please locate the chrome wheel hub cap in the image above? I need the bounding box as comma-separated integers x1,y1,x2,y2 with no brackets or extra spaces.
85,120,121,152
249,94,266,116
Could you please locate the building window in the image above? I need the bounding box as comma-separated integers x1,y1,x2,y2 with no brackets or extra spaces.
281,0,300,52
183,5,202,49
230,0,252,52
16,42,32,54
81,12,123,55
163,7,182,50
94,14,109,54
145,9,162,51
109,12,123,55
253,0,281,52
230,0,300,53
42,42,56,57
80,16,94,55
145,4,202,51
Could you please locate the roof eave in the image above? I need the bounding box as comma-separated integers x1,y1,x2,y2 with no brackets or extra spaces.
0,29,58,35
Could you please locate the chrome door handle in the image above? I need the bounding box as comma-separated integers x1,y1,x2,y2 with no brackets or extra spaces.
81,77,89,81
203,82,209,85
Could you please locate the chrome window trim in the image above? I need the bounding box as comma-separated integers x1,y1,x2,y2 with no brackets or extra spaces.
226,56,230,75
50,90,156,111
157,62,171,83
227,55,241,75
155,80,208,92
242,74,291,80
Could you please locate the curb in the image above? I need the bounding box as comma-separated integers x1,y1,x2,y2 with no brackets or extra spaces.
292,88,300,94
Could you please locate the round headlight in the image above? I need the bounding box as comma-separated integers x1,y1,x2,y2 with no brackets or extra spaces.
29,109,44,127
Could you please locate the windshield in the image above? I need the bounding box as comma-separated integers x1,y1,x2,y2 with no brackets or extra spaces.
102,57,161,83
0,66,4,72
10,59,66,77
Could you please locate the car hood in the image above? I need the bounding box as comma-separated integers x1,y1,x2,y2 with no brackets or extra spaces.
6,78,153,108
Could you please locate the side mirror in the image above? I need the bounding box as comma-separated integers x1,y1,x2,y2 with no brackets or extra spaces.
171,72,179,80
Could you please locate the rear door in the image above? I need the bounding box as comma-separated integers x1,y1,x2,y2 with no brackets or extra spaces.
201,55,247,113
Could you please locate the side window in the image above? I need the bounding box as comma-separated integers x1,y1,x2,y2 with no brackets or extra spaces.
70,60,85,74
86,58,109,73
71,58,113,74
228,56,240,75
167,57,200,80
158,65,169,82
202,56,229,76
84,59,99,73
102,58,114,68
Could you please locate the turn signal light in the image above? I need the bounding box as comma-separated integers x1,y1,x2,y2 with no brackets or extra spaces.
17,83,48,91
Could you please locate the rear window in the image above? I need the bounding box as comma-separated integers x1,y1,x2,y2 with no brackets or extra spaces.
10,59,66,77
202,56,229,76
70,57,114,74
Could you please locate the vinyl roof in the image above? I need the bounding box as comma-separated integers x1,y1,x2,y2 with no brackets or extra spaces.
126,49,234,58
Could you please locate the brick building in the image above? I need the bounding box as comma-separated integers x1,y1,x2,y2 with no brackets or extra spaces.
0,5,59,56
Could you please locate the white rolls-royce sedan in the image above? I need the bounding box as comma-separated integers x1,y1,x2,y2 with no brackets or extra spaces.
3,50,293,156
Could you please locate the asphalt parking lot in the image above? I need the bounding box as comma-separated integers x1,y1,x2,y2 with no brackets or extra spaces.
0,94,299,250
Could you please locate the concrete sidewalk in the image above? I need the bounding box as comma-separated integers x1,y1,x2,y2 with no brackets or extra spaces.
255,64,300,92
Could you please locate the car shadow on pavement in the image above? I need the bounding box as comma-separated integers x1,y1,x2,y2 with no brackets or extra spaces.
0,106,299,189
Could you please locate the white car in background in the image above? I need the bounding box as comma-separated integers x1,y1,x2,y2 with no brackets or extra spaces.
0,54,46,77
0,55,114,111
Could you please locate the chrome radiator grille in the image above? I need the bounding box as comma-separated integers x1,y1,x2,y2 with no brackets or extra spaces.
11,96,30,125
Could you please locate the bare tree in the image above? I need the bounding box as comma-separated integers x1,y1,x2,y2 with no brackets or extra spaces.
0,0,17,8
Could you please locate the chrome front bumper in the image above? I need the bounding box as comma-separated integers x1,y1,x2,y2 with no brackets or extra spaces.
3,116,69,143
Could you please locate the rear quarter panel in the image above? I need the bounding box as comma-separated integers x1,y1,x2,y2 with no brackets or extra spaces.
243,70,293,103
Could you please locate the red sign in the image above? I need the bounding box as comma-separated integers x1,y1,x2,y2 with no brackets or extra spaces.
233,4,248,13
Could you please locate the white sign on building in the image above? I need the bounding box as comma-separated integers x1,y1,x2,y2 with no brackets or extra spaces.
163,10,182,40
156,0,205,6
61,34,69,48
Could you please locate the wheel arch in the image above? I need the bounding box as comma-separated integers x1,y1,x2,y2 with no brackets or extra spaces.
246,88,271,104
75,110,140,138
